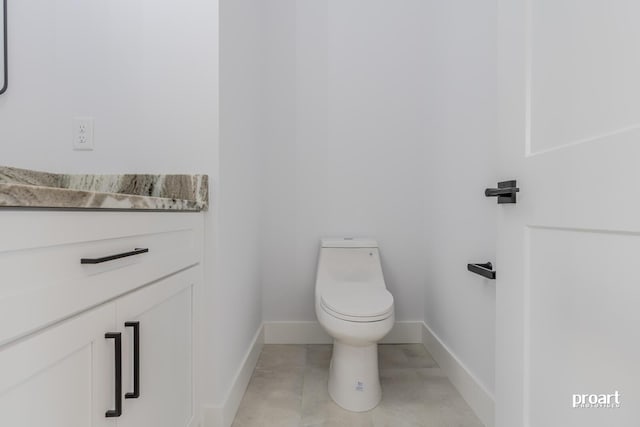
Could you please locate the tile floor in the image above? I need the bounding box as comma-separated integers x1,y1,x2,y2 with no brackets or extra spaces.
232,344,484,427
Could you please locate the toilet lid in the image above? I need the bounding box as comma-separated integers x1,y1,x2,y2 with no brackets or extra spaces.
320,283,394,318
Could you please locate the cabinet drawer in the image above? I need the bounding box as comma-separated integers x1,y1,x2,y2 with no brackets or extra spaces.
0,210,204,345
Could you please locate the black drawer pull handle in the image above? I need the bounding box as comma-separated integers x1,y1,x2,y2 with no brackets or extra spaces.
81,248,149,264
105,332,122,418
125,321,140,399
485,180,519,204
467,262,496,280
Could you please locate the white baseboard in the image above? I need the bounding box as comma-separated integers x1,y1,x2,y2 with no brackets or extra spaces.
421,322,495,427
203,325,265,427
263,320,423,344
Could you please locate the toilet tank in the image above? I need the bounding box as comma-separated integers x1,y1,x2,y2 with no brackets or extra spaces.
316,238,386,287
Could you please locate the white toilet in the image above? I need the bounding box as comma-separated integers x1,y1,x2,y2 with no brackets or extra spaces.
315,238,394,412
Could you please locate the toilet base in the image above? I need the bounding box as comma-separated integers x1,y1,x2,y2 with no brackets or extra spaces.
328,340,381,412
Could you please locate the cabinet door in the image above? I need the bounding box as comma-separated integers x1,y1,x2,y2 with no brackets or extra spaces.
0,303,116,427
117,268,195,427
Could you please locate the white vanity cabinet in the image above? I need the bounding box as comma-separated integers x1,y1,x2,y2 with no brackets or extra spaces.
117,268,196,427
0,210,204,427
0,302,116,427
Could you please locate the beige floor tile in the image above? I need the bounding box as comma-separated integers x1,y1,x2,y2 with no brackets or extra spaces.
256,344,308,370
378,344,410,370
232,344,485,427
436,397,485,427
300,366,330,421
399,344,438,369
303,409,373,427
371,403,445,427
305,344,332,369
375,368,451,426
232,368,304,427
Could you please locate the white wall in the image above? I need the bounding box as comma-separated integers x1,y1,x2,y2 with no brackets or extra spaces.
259,0,498,400
261,0,429,323
0,0,218,175
423,0,498,394
212,0,264,408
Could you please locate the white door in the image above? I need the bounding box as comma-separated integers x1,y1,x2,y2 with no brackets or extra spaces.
0,303,116,427
496,1,640,426
116,268,195,427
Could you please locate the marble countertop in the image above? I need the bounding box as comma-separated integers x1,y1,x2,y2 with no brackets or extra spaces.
0,166,208,211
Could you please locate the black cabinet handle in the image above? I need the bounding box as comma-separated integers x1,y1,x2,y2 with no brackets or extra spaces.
125,322,140,399
485,180,519,204
81,248,149,265
467,262,496,280
105,332,122,418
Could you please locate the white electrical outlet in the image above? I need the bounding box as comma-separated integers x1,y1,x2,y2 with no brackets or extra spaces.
73,117,94,151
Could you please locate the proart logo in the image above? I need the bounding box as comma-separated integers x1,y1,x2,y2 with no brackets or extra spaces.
572,391,621,409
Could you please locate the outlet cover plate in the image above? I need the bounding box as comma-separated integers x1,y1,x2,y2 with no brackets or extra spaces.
73,117,94,151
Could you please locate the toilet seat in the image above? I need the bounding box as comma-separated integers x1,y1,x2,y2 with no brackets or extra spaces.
320,283,394,322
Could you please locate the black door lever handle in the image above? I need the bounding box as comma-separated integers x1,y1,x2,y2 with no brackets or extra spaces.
467,262,496,280
485,180,519,204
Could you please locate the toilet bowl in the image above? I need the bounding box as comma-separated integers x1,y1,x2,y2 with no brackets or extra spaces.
315,238,395,412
